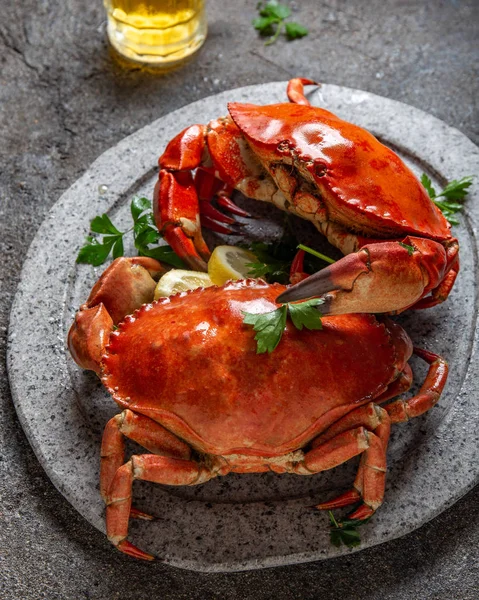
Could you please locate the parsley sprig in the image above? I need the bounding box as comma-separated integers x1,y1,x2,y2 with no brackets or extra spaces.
328,511,371,549
76,197,186,268
243,298,324,354
242,223,337,284
243,238,297,283
421,173,473,226
253,1,308,46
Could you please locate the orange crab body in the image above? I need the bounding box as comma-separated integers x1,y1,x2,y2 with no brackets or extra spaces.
68,259,448,560
103,281,408,458
155,78,459,315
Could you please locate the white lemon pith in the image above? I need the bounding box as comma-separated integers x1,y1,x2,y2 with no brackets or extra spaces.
207,245,258,286
154,269,213,299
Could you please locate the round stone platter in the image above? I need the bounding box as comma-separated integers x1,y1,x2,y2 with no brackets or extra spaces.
7,82,479,572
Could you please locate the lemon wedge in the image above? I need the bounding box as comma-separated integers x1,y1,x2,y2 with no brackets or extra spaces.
207,245,258,286
154,269,214,300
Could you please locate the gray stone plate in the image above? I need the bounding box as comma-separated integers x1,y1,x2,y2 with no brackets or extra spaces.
7,82,479,572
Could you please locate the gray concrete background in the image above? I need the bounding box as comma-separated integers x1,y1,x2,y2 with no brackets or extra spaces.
1,0,478,598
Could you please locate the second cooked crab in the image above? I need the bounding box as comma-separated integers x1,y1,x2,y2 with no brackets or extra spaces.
154,78,459,315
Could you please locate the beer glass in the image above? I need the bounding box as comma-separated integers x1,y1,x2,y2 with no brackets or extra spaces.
104,0,207,67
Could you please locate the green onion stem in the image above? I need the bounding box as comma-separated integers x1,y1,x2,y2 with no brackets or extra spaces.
297,244,336,264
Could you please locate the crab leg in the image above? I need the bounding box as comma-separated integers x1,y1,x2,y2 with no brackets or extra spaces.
195,167,251,217
277,236,457,314
154,170,210,271
156,124,252,269
315,347,448,519
286,77,319,105
345,349,448,519
385,348,448,423
293,424,389,517
312,405,391,515
106,454,220,560
155,124,212,269
100,410,191,503
217,193,251,217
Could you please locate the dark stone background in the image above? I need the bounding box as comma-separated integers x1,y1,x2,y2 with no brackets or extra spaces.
1,1,477,598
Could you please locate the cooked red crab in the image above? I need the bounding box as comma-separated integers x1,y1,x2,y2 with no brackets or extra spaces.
155,78,459,314
68,257,448,560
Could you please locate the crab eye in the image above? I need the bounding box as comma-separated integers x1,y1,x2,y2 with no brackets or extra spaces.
314,163,327,178
277,140,292,154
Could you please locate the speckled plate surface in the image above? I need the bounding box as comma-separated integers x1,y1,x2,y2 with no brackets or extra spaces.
7,82,479,572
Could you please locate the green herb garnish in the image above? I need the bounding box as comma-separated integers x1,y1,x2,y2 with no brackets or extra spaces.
328,511,371,549
242,223,336,284
421,173,473,226
253,1,308,46
398,242,414,256
76,197,186,268
243,304,288,354
244,240,295,283
243,298,324,354
288,298,325,330
297,243,336,265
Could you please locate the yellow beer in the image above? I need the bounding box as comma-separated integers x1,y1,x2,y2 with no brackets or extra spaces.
104,0,207,66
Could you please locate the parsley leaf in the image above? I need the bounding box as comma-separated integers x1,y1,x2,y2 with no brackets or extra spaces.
76,236,118,267
328,511,371,549
139,245,186,268
420,173,436,199
252,16,277,36
245,241,293,283
131,196,152,221
259,0,291,20
421,173,473,225
76,196,186,268
243,305,288,354
241,222,336,284
243,298,325,353
253,1,308,45
90,213,122,235
398,241,414,256
285,22,309,40
288,298,324,330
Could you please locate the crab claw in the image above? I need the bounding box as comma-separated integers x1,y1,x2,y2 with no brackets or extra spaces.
68,304,113,373
68,257,167,372
277,238,451,314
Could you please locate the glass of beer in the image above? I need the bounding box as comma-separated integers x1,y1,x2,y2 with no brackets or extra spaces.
103,0,207,67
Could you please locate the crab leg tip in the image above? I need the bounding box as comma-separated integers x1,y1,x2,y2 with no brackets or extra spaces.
315,489,362,510
347,504,375,521
130,507,156,521
216,195,252,218
116,539,155,561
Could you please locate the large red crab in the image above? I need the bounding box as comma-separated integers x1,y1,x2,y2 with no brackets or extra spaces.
155,78,458,314
68,258,448,560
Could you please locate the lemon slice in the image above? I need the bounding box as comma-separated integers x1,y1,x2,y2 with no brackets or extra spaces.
207,245,258,286
154,269,214,300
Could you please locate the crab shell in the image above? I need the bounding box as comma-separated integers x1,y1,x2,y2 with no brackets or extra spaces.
226,102,451,241
101,279,412,457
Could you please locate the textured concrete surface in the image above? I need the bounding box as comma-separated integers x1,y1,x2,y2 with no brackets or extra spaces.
1,0,478,598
